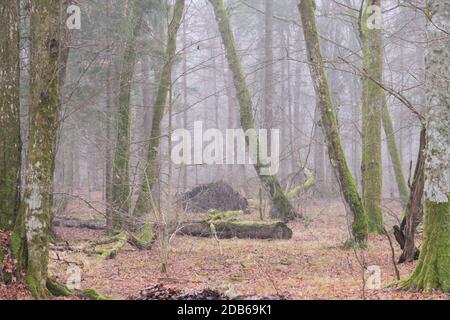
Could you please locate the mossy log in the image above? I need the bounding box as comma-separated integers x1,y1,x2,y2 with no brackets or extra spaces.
127,222,155,250
53,218,106,230
179,220,292,240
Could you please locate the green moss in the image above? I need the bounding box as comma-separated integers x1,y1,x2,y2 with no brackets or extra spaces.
286,168,316,198
209,210,245,221
209,0,294,222
97,232,127,259
137,223,154,243
225,220,283,228
402,199,449,293
46,278,72,297
27,273,50,299
297,0,368,245
382,102,409,205
80,288,109,300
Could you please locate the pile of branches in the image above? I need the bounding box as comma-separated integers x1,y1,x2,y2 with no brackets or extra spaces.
179,182,249,213
131,284,290,300
131,284,228,300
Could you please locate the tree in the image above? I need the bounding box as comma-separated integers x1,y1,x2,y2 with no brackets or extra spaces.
382,102,409,205
111,0,146,229
359,0,383,233
0,0,21,231
297,0,368,245
134,0,185,215
402,0,449,292
208,0,295,221
263,0,274,153
17,0,63,298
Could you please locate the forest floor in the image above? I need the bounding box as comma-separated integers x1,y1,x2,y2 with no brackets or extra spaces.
1,199,449,300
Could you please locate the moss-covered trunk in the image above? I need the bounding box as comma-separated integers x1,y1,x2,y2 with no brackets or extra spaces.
17,0,62,298
403,0,449,293
208,0,294,221
382,102,409,205
133,0,185,216
297,0,368,245
360,0,383,233
0,0,21,232
111,0,145,229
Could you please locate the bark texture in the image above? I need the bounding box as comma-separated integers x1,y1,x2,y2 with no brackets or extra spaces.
360,0,383,233
111,0,145,229
18,0,63,298
0,0,21,231
298,0,368,245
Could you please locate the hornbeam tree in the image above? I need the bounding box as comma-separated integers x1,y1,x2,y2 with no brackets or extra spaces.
402,0,449,293
134,0,185,216
0,0,21,231
17,0,63,298
297,0,368,245
208,0,295,221
360,0,384,233
111,0,146,229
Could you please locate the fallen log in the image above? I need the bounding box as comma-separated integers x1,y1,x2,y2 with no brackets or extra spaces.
53,218,106,230
179,220,292,240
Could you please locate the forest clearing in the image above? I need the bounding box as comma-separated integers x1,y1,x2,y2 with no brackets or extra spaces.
0,0,448,301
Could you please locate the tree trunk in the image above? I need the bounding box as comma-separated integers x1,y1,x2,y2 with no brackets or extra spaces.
297,0,368,245
0,0,21,231
263,0,274,154
208,0,295,221
360,0,383,233
17,0,62,298
111,0,145,229
382,102,409,205
398,126,425,263
403,0,449,293
133,0,185,216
